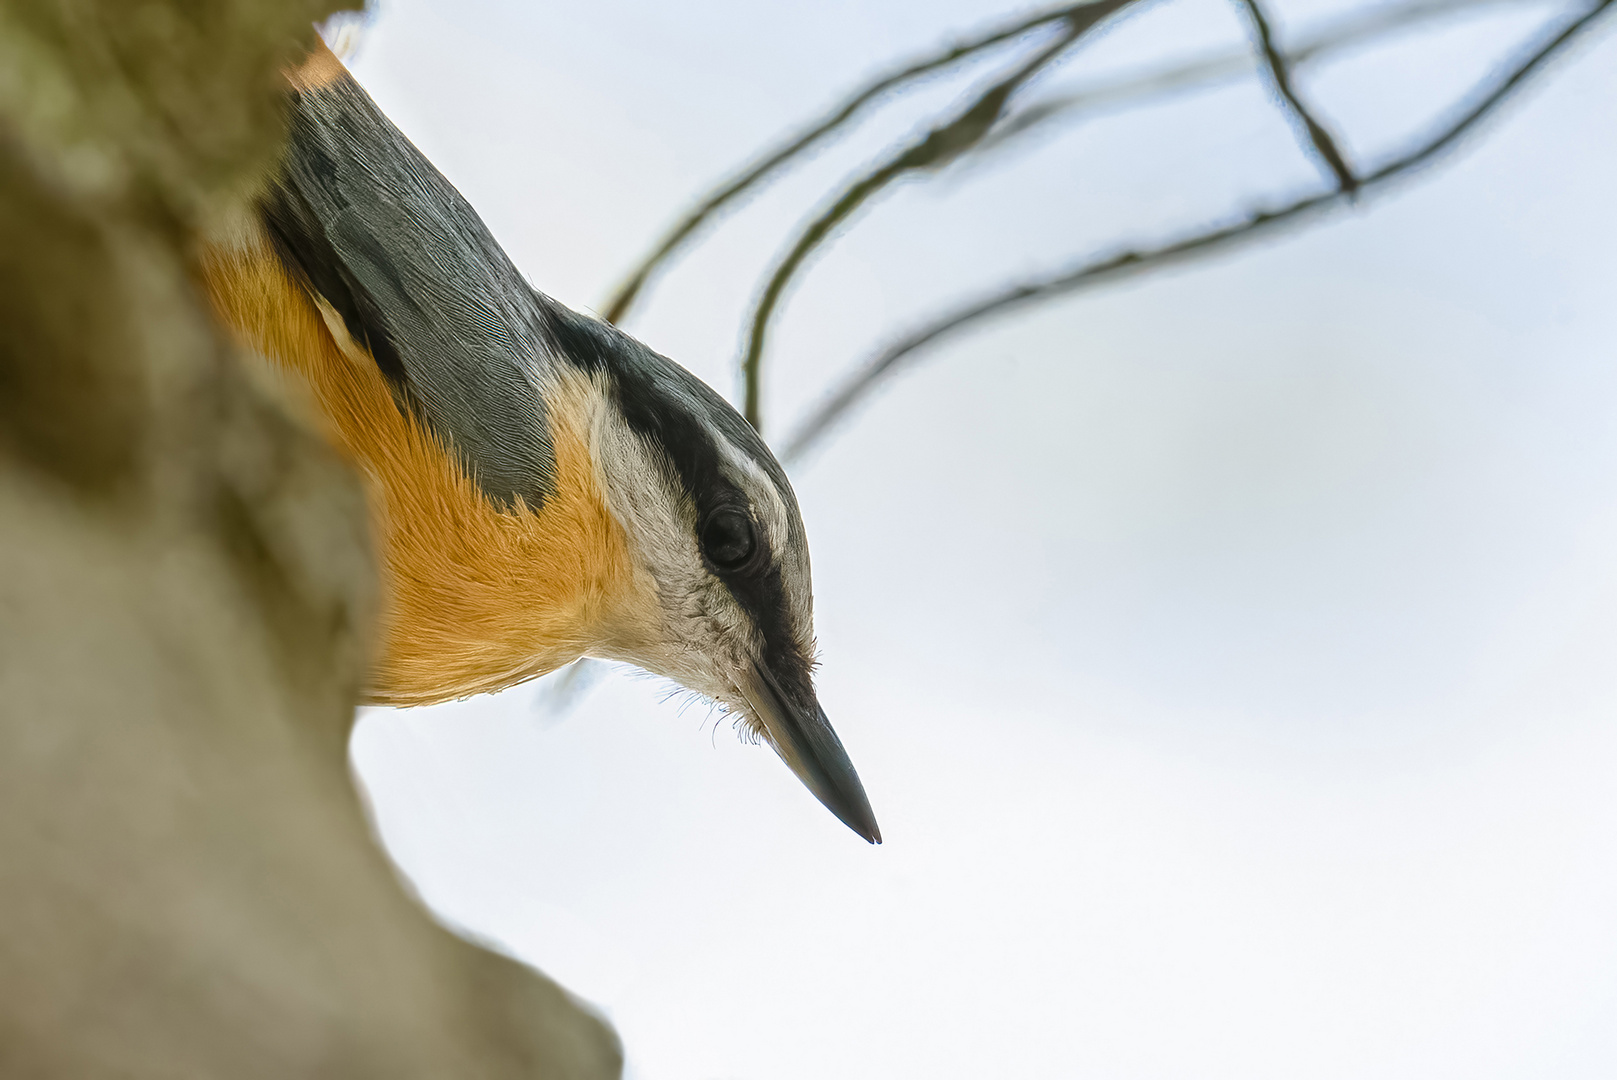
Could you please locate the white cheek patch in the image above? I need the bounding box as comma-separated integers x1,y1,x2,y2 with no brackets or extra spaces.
719,446,791,553
592,398,692,586
570,372,759,705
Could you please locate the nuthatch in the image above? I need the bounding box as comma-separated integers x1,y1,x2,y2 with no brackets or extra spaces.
201,44,879,843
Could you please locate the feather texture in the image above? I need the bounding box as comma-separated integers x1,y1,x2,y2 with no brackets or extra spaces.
264,48,559,511
201,215,652,705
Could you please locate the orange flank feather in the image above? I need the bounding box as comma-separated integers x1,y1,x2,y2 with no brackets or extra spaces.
200,233,645,706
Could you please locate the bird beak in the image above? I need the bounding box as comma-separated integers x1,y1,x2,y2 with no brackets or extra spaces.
744,663,881,844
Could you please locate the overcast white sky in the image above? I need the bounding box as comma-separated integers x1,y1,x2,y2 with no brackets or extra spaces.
343,1,1617,1076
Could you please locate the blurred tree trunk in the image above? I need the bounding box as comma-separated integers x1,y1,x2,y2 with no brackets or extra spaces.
0,2,619,1075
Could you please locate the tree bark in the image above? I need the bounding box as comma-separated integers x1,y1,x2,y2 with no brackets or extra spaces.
0,2,620,1075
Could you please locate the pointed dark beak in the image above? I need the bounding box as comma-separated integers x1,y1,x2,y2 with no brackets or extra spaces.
745,663,881,844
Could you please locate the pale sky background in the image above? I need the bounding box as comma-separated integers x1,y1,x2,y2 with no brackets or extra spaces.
343,1,1617,1077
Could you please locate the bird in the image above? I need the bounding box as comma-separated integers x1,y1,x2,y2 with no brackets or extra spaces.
199,41,879,844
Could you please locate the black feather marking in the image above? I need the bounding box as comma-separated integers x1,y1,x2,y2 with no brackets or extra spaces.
262,164,415,404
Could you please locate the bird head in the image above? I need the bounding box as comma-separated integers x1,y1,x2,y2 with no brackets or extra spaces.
545,312,881,845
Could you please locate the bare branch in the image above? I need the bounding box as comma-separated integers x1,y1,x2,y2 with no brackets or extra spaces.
1236,0,1359,192
780,0,1614,463
600,0,1127,325
739,0,1134,428
607,0,1528,329
972,0,1545,157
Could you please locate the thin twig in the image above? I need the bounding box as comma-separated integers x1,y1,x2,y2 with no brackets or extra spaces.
600,0,1127,325
1237,0,1359,192
739,1,1132,428
971,0,1542,158
608,0,1520,332
780,0,1612,462
728,0,1524,428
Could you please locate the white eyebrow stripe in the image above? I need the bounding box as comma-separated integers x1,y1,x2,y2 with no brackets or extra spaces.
715,434,791,563
711,428,817,657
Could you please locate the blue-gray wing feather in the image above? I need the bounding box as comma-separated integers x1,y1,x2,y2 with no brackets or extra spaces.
262,72,557,510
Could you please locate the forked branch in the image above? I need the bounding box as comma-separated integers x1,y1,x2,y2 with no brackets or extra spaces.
969,0,1540,158
1236,0,1359,193
600,0,1130,325
739,0,1133,427
779,0,1614,462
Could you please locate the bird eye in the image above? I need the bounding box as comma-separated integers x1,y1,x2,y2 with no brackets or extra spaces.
702,508,756,570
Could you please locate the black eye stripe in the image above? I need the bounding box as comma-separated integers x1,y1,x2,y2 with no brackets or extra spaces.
542,309,812,689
